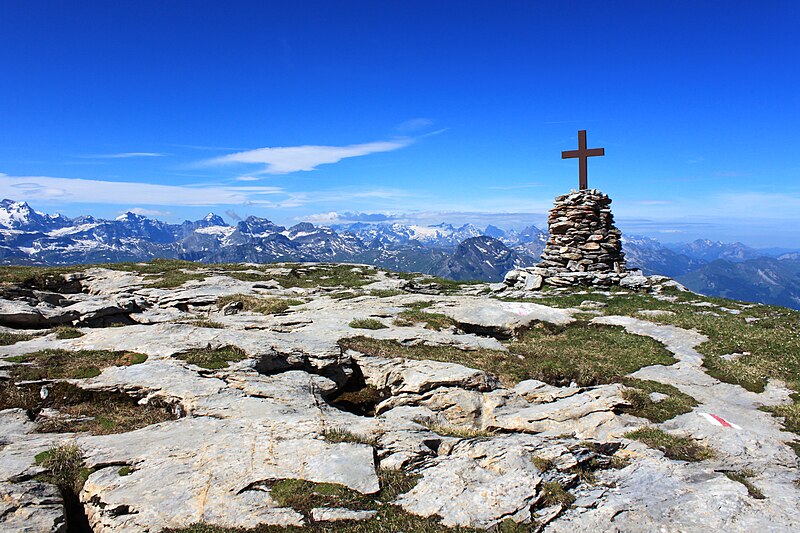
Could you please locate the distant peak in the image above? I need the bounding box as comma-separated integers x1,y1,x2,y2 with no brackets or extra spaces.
116,211,145,221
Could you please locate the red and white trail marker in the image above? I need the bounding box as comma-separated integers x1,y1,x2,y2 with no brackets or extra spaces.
700,412,742,430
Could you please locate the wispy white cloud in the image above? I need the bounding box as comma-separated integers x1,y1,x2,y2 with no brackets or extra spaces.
202,138,413,174
395,118,434,132
0,173,283,206
126,207,172,217
80,152,167,159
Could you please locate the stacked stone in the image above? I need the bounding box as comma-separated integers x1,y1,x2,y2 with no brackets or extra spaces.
504,189,629,289
540,189,625,273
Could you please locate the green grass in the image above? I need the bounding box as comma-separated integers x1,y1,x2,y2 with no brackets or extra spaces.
340,321,674,388
393,309,456,331
34,443,88,493
0,330,33,345
0,265,85,289
272,264,377,289
162,506,471,533
761,401,800,436
531,456,554,472
52,326,84,339
322,427,376,446
270,478,372,513
173,345,247,369
2,380,177,434
189,319,226,329
216,294,292,315
621,378,699,423
514,290,800,438
349,318,388,330
625,426,715,462
369,289,405,298
118,466,133,476
402,301,434,310
424,276,482,294
328,291,360,300
413,416,494,439
5,349,147,380
537,481,576,508
510,291,800,391
724,469,765,499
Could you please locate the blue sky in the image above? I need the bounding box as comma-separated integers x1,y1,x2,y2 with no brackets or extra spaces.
1,1,799,247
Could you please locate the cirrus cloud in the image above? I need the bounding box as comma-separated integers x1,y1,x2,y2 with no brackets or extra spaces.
202,138,413,174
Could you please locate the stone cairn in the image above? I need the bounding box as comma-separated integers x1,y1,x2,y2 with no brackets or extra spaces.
501,189,676,292
539,189,625,279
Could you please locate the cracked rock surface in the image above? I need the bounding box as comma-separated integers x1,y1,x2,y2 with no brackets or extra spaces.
0,263,798,532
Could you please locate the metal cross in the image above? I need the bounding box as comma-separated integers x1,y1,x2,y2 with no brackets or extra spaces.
561,130,604,190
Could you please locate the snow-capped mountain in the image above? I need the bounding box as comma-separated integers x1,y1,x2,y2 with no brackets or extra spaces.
332,222,484,249
664,239,763,263
1,199,800,309
436,236,534,282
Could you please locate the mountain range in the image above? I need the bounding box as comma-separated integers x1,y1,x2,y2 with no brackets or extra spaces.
1,199,798,309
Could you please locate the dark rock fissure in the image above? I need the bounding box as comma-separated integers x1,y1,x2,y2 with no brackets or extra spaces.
325,364,388,417
63,489,93,533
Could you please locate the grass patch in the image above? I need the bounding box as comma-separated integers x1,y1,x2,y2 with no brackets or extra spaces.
531,456,554,472
414,416,494,439
393,309,456,331
143,270,206,288
52,326,84,339
340,321,674,388
118,466,133,477
189,319,226,329
349,318,388,330
625,426,715,462
272,264,377,289
0,330,33,345
506,322,675,387
328,291,360,300
5,349,147,380
761,401,800,435
34,443,88,493
270,478,372,513
216,294,292,315
327,385,385,417
519,290,800,393
174,345,247,370
620,378,699,423
538,481,576,508
724,469,765,499
0,265,84,290
322,427,376,446
162,506,464,532
2,381,178,434
402,300,434,310
425,276,482,294
369,289,405,298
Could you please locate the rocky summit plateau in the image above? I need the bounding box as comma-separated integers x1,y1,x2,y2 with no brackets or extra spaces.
0,260,799,532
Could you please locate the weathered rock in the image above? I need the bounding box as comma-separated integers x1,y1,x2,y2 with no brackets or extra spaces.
0,480,65,533
310,508,377,522
397,436,543,528
351,352,500,395
1,266,798,532
434,299,573,338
